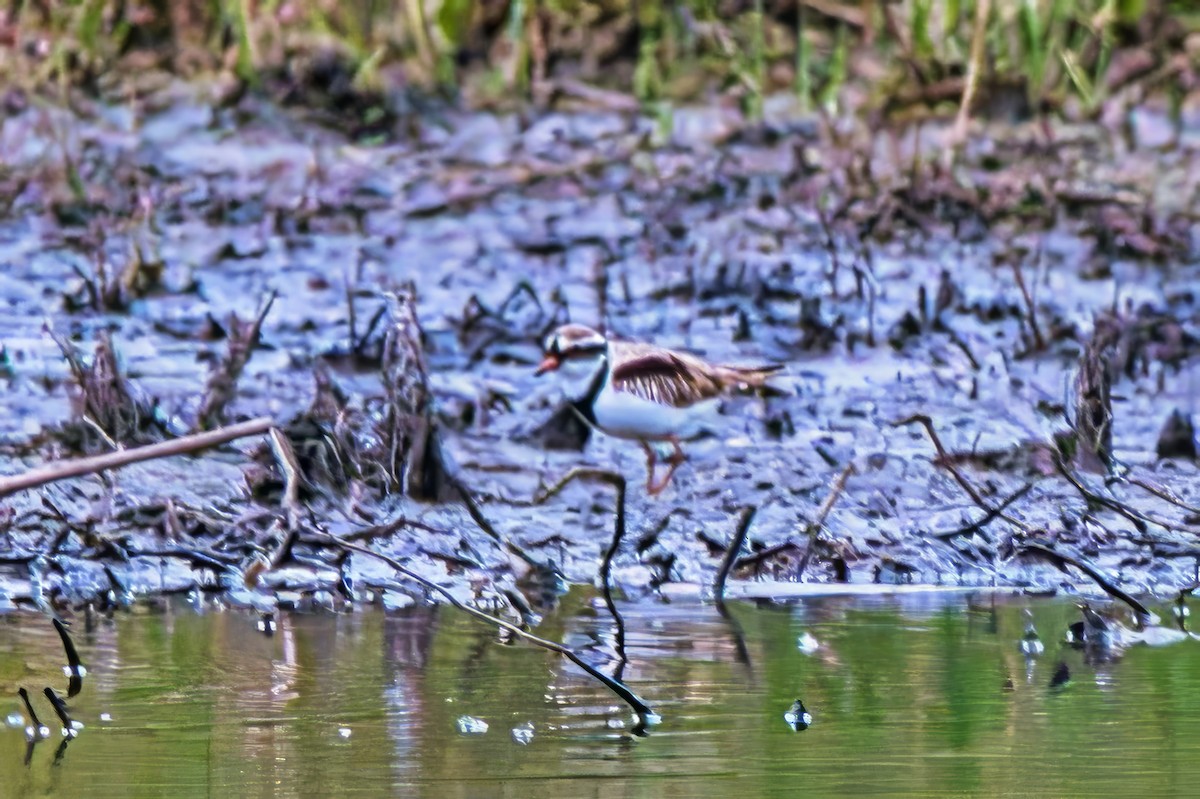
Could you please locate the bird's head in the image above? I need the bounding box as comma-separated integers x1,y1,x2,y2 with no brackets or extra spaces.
535,324,608,375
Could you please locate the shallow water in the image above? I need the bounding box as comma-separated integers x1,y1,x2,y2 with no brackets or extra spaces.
2,591,1199,798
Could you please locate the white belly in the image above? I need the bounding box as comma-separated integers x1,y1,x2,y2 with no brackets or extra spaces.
592,387,719,441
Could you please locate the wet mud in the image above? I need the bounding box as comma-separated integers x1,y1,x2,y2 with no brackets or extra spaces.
0,84,1198,617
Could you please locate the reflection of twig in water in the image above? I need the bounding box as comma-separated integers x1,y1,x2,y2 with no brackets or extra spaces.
715,599,753,673
323,533,655,720
536,468,630,679
796,464,856,580
713,507,758,673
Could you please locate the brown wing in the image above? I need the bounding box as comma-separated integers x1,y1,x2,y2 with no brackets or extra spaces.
609,348,726,408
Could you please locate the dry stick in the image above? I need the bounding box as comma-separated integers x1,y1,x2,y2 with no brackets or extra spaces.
795,463,857,579
1018,541,1152,628
324,532,654,718
946,0,991,164
714,506,758,600
0,417,275,500
1012,259,1046,352
243,428,305,589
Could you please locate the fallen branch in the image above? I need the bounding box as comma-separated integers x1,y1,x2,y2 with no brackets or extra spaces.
0,417,274,499
322,532,655,720
1017,541,1151,629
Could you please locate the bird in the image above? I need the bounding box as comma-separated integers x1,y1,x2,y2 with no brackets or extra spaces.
784,699,812,731
534,323,782,495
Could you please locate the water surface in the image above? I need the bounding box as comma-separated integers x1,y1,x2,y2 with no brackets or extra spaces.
3,591,1199,798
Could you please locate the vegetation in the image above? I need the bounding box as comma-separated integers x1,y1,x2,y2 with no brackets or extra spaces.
1,0,1195,119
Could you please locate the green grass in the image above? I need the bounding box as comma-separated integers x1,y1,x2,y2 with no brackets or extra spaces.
1,0,1194,120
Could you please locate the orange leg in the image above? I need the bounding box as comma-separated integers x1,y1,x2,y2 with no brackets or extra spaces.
646,437,686,496
639,441,658,494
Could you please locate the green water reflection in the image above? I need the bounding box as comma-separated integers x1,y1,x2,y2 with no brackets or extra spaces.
2,591,1199,798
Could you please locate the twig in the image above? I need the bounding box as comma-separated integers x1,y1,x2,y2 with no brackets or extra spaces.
1012,258,1046,352
322,532,654,719
241,429,306,588
451,478,543,572
796,464,856,579
734,541,799,571
0,417,274,499
535,467,633,676
894,415,990,508
1055,457,1149,534
339,516,450,543
1124,477,1200,518
715,506,757,600
126,546,239,572
933,482,1035,541
268,428,303,534
535,467,628,591
18,688,47,738
196,291,276,430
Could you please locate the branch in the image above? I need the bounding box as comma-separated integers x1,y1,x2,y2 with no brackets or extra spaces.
1017,541,1151,628
0,417,274,499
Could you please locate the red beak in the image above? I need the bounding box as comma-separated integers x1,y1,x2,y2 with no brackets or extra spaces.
534,355,561,376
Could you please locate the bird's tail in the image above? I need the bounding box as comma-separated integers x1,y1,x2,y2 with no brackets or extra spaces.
718,363,785,393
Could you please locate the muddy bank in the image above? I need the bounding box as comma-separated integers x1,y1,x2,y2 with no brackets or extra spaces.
0,82,1197,618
